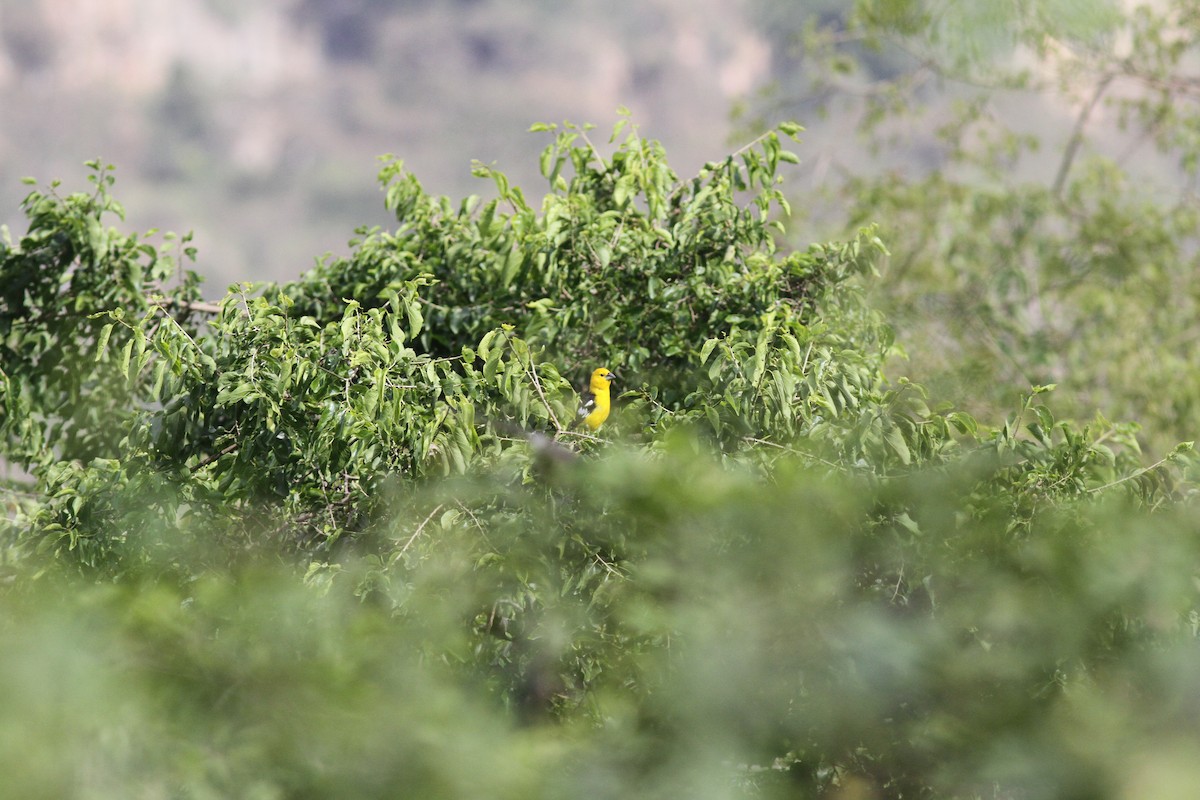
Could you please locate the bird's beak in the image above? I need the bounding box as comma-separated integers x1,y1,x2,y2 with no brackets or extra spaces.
606,372,617,382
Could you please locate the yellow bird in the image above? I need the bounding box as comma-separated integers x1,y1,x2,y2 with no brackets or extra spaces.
576,367,617,431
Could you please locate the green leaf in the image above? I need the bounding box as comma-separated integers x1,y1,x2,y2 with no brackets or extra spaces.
947,411,978,436
478,330,496,362
151,359,167,399
484,347,502,383
705,405,721,436
778,121,804,138
216,382,256,406
95,323,114,361
751,331,770,387
884,424,912,465
406,300,424,340
120,338,134,380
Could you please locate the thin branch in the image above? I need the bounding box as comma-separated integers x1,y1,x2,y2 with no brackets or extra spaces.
397,504,445,558
636,388,670,415
576,127,610,176
151,304,203,352
454,499,494,549
592,550,626,579
742,437,842,470
558,428,603,443
522,351,563,434
1052,72,1115,197
891,563,906,603
1087,453,1176,495
665,127,787,200
152,296,222,315
191,441,238,472
744,436,794,451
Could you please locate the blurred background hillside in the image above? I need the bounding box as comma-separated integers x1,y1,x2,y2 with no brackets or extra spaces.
0,0,773,284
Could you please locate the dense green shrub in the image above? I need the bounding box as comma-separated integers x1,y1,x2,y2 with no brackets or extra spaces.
2,117,1198,798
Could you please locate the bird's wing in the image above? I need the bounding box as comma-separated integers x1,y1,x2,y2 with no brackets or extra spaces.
577,387,597,418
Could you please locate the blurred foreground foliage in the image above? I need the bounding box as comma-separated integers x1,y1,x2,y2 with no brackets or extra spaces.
6,451,1200,798
3,116,1200,798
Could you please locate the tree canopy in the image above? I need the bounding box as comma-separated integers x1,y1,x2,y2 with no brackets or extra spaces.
4,57,1200,800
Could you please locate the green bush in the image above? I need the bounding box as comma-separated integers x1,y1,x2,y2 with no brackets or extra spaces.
2,119,1198,798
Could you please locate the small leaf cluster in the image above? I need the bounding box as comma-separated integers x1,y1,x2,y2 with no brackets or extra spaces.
1,162,204,469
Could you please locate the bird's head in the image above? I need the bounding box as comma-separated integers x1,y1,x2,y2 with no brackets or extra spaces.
590,367,617,390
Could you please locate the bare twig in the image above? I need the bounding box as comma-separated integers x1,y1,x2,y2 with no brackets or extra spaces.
592,550,626,579
558,428,604,443
577,126,610,176
1087,453,1176,495
522,352,563,434
454,499,494,549
668,128,782,198
397,503,445,558
152,296,223,315
742,437,842,470
891,564,905,603
152,305,204,352
1052,72,1115,197
191,441,238,472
